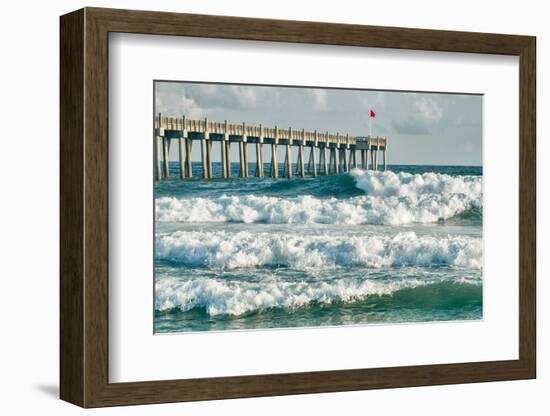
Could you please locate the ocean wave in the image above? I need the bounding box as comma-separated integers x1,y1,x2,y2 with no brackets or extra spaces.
350,169,482,197
156,230,482,270
155,170,482,225
155,276,480,316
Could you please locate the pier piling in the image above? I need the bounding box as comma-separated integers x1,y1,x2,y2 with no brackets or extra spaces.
185,138,193,178
225,141,231,178
256,125,264,178
271,127,279,178
178,116,186,179
201,137,207,179
298,129,305,178
239,141,245,178
155,135,162,181
286,127,293,178
221,140,227,178
328,147,335,174
334,138,340,174
162,137,170,178
207,140,213,179
178,137,185,179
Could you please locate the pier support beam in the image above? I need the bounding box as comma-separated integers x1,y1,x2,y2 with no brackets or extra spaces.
344,135,351,172
239,141,245,177
323,146,329,175
302,145,305,178
383,148,387,171
162,137,170,178
255,142,264,177
178,116,187,179
297,128,305,178
344,148,348,172
260,143,264,177
323,133,329,175
201,118,211,178
178,137,186,179
311,147,317,177
343,148,349,173
259,126,265,177
242,122,249,177
155,113,164,180
286,127,293,178
312,131,318,177
285,145,293,178
318,146,324,175
243,143,249,177
221,123,228,179
271,144,279,178
221,140,227,179
185,139,193,178
201,137,208,179
256,127,264,178
335,135,341,175
223,121,231,178
155,135,162,180
207,140,213,179
225,141,231,178
301,146,306,177
271,128,279,178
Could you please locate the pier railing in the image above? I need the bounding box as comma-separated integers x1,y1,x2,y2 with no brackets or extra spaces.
154,115,388,180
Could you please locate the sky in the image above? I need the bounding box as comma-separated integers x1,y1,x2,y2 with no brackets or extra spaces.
155,81,482,166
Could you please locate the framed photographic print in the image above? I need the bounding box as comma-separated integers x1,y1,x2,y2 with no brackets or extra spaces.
60,7,536,408
152,81,484,333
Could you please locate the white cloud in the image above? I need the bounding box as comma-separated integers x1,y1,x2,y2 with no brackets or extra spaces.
309,89,328,111
414,96,443,122
232,85,259,109
155,84,203,118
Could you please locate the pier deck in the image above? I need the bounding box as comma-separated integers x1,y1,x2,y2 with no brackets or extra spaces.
154,115,388,180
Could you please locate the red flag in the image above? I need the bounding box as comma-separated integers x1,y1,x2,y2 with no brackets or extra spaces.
370,110,376,118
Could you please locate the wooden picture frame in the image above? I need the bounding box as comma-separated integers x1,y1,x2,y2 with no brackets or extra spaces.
60,7,536,408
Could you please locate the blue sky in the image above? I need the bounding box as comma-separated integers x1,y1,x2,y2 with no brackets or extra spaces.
155,81,482,166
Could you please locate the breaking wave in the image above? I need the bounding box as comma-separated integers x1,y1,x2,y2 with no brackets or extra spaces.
156,230,482,270
155,276,481,316
155,170,482,225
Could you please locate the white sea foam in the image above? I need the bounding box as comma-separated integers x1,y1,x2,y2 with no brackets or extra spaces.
351,169,482,198
155,170,482,225
155,275,430,315
156,230,482,270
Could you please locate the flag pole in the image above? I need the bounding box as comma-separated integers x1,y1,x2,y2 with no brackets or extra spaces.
369,110,372,137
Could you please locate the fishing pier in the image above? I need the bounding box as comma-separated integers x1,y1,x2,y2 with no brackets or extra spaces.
154,115,388,180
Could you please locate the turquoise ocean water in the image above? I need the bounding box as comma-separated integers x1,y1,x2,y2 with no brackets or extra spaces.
154,163,482,333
